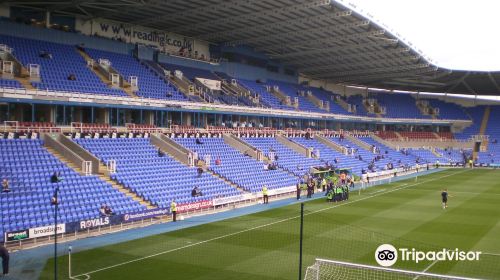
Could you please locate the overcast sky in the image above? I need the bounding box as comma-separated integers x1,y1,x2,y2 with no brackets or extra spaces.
338,0,500,71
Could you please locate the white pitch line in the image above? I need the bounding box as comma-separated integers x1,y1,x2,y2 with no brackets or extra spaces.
71,169,469,279
404,189,500,197
413,259,439,280
483,252,500,257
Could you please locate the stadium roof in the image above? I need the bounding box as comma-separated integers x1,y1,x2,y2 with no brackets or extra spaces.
8,0,500,95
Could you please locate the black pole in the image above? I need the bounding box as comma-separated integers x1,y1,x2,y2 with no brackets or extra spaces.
53,186,60,280
298,203,304,280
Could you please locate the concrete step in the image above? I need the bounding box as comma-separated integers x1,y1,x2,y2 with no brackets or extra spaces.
45,146,82,173
76,48,137,98
99,171,156,209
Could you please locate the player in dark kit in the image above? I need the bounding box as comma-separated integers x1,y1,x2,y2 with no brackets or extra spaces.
441,189,450,209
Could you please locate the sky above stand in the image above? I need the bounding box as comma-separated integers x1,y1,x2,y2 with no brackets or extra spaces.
339,0,500,71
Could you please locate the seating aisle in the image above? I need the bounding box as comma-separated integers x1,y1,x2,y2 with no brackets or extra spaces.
75,138,241,208
0,138,144,238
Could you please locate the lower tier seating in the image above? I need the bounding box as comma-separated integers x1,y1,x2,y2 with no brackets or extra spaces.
0,138,144,238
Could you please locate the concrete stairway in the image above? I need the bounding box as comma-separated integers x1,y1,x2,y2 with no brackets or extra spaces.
474,106,491,159
43,133,155,209
479,106,491,135
98,171,156,209
344,134,373,151
76,48,137,98
276,134,310,157
315,135,346,154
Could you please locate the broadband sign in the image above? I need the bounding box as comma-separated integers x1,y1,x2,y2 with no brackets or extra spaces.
29,224,66,238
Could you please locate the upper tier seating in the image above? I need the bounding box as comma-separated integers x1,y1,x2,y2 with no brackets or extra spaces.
346,95,370,116
242,137,322,176
75,138,240,207
0,35,126,96
303,87,351,115
85,49,187,101
162,63,219,81
267,80,326,113
174,137,297,192
427,99,468,120
454,106,485,139
238,80,293,110
0,138,144,238
375,93,430,119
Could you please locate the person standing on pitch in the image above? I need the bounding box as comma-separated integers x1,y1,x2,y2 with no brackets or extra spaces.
262,185,269,204
296,182,301,200
441,189,452,209
170,200,177,222
0,242,9,277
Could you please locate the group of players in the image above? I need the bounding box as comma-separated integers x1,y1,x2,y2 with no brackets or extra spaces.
296,172,353,203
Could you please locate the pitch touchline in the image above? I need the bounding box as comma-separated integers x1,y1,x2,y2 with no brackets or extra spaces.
404,189,500,196
71,169,469,279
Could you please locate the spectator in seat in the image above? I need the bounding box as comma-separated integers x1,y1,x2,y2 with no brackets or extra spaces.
39,50,52,59
263,163,269,170
99,204,107,216
215,157,221,165
102,204,114,216
2,179,9,193
158,148,164,157
68,74,76,81
195,138,203,145
51,172,62,183
191,186,203,197
197,166,204,177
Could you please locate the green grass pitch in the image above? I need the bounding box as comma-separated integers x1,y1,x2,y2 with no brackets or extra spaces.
40,169,500,279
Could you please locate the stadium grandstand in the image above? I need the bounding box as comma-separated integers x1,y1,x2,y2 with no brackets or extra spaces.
0,1,499,279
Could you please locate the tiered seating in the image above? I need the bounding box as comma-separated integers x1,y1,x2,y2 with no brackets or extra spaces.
346,95,369,116
75,138,240,207
399,131,437,140
126,124,160,133
436,132,454,140
407,148,441,163
268,80,326,113
304,87,351,115
174,137,297,192
0,138,144,238
84,49,187,101
71,123,116,133
375,93,429,119
238,80,293,110
162,63,219,81
0,79,23,89
455,106,485,139
436,148,469,163
18,122,54,128
242,137,322,176
291,137,367,175
362,137,418,166
376,131,399,140
478,106,500,164
427,99,468,120
0,35,126,96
